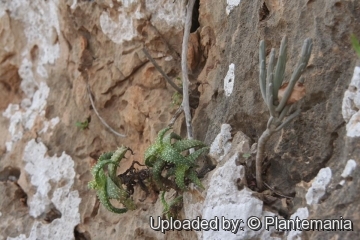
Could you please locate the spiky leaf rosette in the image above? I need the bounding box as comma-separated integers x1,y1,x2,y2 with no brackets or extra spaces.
144,128,208,190
88,146,136,213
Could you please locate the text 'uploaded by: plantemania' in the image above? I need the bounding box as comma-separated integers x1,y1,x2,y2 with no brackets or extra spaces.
149,216,353,234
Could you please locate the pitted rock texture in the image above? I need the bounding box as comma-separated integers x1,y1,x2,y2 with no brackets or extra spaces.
1,0,360,240
0,0,192,239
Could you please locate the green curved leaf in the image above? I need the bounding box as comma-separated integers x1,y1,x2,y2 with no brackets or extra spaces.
160,191,169,212
110,146,129,164
88,180,97,189
98,186,128,214
187,169,204,189
99,152,114,161
161,191,183,219
106,177,136,210
172,139,207,152
160,145,195,166
107,176,128,199
152,159,167,190
157,127,171,142
163,132,182,144
186,147,209,163
91,159,113,184
145,145,159,166
92,169,128,214
175,164,189,190
88,146,136,214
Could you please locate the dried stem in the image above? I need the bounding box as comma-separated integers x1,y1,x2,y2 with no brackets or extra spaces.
168,105,184,128
263,182,293,199
255,128,273,190
144,22,181,61
181,0,195,144
142,47,183,94
86,83,126,138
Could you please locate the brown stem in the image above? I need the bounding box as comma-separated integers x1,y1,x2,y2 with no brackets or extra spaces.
263,182,293,199
255,128,274,190
142,47,183,94
168,105,183,128
86,83,126,138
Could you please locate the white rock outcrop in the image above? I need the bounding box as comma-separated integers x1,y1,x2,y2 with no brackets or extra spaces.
342,66,360,137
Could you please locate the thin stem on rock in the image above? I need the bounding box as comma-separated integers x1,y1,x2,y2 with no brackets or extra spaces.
86,83,126,138
181,0,195,145
142,47,183,94
255,128,273,190
168,105,184,128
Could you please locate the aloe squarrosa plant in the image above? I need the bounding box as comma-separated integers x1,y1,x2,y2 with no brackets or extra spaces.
88,146,136,214
88,128,209,217
145,127,208,190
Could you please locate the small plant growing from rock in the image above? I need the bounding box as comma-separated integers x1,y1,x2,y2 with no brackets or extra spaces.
75,119,89,130
88,146,136,213
88,128,208,218
145,127,208,191
171,91,183,107
170,78,183,107
87,0,204,219
351,34,360,59
256,36,313,190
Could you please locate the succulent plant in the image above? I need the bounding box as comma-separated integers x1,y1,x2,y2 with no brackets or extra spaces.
160,191,183,219
88,128,208,216
145,127,208,191
88,146,136,214
256,36,313,190
75,119,89,130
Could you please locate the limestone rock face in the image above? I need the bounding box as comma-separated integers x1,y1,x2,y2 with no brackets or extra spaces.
1,0,360,239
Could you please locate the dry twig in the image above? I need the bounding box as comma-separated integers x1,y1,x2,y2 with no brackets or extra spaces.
263,182,293,199
142,47,183,94
181,0,195,144
86,83,126,138
168,105,184,128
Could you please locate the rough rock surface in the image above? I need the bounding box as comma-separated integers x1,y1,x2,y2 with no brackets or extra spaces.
1,0,360,239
